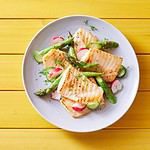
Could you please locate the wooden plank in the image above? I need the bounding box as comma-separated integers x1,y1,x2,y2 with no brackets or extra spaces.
0,0,149,18
0,55,149,90
0,129,149,150
0,91,149,129
0,19,150,54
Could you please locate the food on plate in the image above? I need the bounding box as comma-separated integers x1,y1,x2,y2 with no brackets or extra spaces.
57,66,104,104
33,37,73,63
61,98,91,118
33,27,127,118
82,49,123,82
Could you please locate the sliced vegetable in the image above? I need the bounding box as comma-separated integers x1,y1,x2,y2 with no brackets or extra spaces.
51,90,61,100
32,37,73,63
96,76,117,104
78,47,89,52
39,67,55,76
72,103,86,112
111,79,123,94
50,36,64,45
87,101,100,110
117,65,127,78
77,49,89,60
48,67,63,79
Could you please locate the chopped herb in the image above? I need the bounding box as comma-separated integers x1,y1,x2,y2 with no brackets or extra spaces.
55,59,62,65
83,20,98,31
39,67,54,76
44,79,50,83
85,43,91,48
74,73,82,79
84,20,89,25
82,77,87,82
90,25,98,31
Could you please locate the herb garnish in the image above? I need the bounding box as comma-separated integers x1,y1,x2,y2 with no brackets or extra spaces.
74,73,82,80
84,20,98,31
39,67,54,76
55,59,62,65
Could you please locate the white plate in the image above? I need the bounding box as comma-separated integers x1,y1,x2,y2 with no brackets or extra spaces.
22,15,139,132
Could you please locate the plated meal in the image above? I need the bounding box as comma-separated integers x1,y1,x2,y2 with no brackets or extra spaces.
33,27,127,118
23,15,139,132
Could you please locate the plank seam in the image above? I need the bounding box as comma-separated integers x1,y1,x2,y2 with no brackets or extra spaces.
0,18,150,19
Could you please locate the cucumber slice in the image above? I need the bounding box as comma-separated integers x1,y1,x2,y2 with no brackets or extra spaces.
32,51,43,64
117,65,127,78
87,101,100,110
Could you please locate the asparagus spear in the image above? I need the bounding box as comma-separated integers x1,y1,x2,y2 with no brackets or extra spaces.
82,72,102,77
68,46,77,60
33,37,73,64
66,55,98,69
35,74,62,96
92,39,119,50
95,76,116,104
35,71,102,96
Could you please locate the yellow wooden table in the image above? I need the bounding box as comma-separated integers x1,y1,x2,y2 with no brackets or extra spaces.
0,0,150,149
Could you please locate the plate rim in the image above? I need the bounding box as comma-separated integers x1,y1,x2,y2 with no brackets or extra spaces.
22,15,140,132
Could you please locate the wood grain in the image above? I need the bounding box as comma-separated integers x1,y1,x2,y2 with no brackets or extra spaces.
0,0,149,18
0,55,148,90
0,91,149,129
0,129,149,150
0,19,150,54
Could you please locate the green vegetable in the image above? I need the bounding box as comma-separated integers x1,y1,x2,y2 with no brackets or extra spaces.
93,39,119,50
55,59,62,66
39,67,55,76
87,101,100,110
66,55,98,69
68,46,77,60
32,37,73,63
117,65,127,78
96,76,116,104
82,72,102,77
35,75,62,96
84,20,98,31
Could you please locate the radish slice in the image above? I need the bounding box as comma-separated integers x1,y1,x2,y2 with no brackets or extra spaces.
48,67,63,78
50,36,64,45
72,103,86,112
111,79,123,94
51,90,61,100
77,49,89,60
78,47,89,52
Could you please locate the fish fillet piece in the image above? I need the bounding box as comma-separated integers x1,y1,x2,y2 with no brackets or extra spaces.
57,66,104,104
82,49,123,82
60,97,91,118
43,49,69,68
73,28,98,51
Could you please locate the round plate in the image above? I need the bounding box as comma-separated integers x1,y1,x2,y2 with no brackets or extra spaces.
22,15,139,132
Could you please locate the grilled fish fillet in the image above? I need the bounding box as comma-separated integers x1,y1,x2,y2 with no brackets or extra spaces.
60,97,91,118
82,49,123,82
73,28,98,51
57,66,104,104
43,49,69,68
